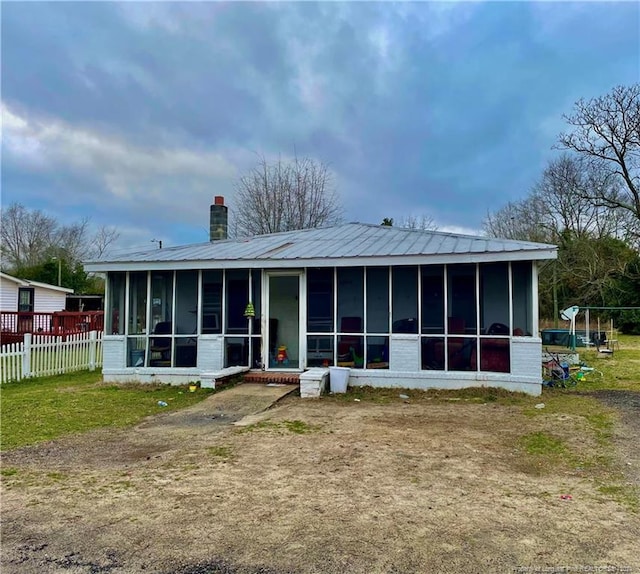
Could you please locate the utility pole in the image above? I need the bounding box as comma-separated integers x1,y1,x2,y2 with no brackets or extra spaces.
53,256,62,286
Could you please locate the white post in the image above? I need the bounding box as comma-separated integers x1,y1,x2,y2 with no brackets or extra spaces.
89,331,97,371
22,333,32,378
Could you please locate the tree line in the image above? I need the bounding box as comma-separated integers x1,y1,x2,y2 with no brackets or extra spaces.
0,203,119,294
483,84,640,332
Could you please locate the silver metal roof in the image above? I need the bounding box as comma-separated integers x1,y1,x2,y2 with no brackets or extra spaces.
84,223,557,272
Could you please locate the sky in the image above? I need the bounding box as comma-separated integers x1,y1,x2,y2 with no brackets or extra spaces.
2,1,639,253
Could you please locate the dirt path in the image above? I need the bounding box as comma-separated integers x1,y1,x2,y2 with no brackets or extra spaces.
2,386,639,574
589,390,640,485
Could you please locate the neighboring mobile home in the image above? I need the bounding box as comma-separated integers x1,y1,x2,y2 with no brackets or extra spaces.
0,272,73,314
85,198,557,395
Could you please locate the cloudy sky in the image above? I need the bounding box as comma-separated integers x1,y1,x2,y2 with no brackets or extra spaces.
2,1,638,252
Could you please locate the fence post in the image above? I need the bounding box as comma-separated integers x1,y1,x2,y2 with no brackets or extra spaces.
89,330,97,371
22,333,32,378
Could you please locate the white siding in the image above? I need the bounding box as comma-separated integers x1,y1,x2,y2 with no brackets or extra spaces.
32,286,67,312
0,276,19,312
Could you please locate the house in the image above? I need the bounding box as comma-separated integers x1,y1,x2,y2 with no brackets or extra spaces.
0,272,73,315
84,197,557,396
0,273,105,341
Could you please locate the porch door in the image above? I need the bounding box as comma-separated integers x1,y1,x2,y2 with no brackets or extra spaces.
266,273,302,370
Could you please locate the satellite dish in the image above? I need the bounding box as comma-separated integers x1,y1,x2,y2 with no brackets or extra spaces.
560,306,579,321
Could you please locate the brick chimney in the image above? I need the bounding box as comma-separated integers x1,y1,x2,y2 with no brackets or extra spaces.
210,196,228,241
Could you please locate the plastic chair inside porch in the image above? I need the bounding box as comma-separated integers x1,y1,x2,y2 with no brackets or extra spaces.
150,321,172,366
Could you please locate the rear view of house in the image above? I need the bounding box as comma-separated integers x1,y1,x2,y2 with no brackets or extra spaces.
85,200,557,396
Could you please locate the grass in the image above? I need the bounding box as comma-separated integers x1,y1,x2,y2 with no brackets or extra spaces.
0,371,212,450
238,419,320,434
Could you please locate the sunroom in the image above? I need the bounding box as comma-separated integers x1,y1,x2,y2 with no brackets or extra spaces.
86,221,556,395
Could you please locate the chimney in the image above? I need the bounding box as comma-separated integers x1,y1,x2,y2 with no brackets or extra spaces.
210,196,228,241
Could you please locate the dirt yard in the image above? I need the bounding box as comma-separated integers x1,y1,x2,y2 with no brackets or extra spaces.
2,384,639,574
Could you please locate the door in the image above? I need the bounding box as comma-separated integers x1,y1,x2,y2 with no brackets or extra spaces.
266,273,302,369
18,287,35,333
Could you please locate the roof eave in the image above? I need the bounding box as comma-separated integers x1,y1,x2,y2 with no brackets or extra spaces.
84,248,557,273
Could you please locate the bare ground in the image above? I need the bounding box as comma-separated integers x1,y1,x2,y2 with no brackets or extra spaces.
1,384,639,574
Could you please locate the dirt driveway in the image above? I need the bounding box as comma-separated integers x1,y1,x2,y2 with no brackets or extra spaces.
2,384,639,574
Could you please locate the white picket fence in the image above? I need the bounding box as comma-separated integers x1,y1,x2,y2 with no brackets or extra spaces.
0,331,103,384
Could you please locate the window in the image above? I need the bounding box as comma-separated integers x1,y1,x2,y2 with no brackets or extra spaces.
18,288,34,312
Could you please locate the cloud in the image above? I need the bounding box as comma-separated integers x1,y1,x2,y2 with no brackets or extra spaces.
2,1,639,249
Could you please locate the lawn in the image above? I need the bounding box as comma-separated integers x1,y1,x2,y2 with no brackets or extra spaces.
1,339,639,573
0,371,213,450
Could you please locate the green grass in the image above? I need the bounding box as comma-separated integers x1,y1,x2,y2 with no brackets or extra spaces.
208,445,234,460
238,419,319,434
0,371,212,450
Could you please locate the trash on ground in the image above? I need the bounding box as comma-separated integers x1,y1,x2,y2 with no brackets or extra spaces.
157,400,168,407
560,494,573,500
535,403,545,409
399,394,409,399
354,398,361,402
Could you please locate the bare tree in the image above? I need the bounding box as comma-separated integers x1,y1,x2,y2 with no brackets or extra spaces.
396,214,438,231
0,202,120,272
558,84,640,224
0,203,57,270
232,155,341,236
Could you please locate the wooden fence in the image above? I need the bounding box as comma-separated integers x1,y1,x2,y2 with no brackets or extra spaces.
0,331,103,384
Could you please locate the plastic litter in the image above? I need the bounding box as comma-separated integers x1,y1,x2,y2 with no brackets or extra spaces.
399,394,409,400
535,403,545,409
354,398,361,402
157,401,168,407
560,494,572,500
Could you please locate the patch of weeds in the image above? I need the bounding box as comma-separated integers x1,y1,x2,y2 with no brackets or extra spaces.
239,419,319,434
597,484,640,513
516,432,574,476
0,467,19,477
521,431,568,456
282,420,316,434
208,445,234,460
46,471,67,482
113,480,134,491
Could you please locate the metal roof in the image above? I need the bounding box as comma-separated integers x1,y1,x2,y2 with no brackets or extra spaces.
84,223,557,272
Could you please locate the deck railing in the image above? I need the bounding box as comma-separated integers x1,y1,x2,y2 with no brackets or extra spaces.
0,311,104,344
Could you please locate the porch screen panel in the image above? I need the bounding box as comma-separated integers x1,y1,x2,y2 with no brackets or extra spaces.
201,270,222,334
175,271,198,368
366,267,389,333
226,270,249,334
175,271,198,334
151,272,174,334
337,267,364,334
421,265,444,334
480,263,509,335
128,271,147,335
251,269,262,334
307,268,333,333
392,266,418,334
107,272,125,335
512,261,533,336
447,264,476,334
